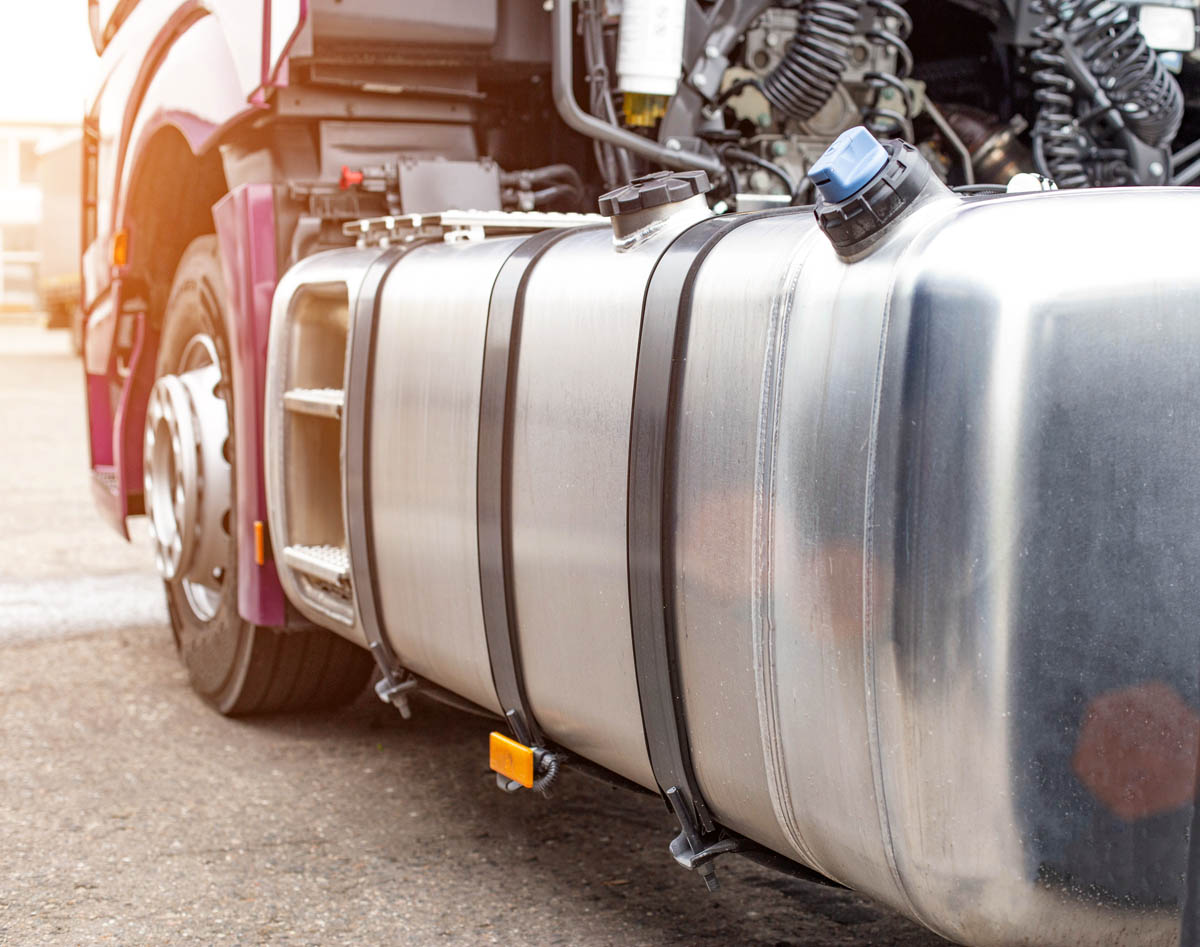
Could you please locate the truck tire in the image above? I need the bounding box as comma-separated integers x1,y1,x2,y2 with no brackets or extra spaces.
147,235,372,714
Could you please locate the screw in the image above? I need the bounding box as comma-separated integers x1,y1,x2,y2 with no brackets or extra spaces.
1149,160,1164,178
705,43,720,58
772,140,788,157
694,74,708,87
667,138,682,151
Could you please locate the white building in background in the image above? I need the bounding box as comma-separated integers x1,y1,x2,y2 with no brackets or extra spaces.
0,120,76,310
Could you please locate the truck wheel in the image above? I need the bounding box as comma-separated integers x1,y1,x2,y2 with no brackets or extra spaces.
145,235,371,714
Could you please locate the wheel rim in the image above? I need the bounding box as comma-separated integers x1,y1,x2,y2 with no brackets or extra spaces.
143,334,232,622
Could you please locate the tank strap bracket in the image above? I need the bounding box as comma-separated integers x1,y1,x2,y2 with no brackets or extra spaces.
370,641,417,719
627,210,796,892
665,787,743,891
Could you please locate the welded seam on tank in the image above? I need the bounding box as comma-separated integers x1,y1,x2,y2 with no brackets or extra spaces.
860,261,932,929
751,233,826,874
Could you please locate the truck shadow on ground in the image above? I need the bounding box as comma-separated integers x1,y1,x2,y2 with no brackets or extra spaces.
237,684,950,947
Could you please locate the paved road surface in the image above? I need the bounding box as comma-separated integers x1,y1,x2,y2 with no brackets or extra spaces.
0,323,949,946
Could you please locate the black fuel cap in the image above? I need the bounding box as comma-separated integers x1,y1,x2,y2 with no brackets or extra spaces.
598,169,711,217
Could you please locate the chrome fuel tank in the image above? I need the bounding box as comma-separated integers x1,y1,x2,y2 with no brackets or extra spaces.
266,187,1200,945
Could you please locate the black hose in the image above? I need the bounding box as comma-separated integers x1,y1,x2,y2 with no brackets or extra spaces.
1065,0,1182,149
500,164,583,190
1031,0,1182,186
531,752,560,793
721,146,800,204
501,183,582,210
761,0,863,122
716,77,767,106
952,183,1009,194
551,0,724,178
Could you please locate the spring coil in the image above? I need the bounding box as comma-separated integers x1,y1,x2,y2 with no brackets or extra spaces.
1065,0,1182,148
762,0,863,121
1032,0,1182,186
1030,0,1090,186
861,0,915,140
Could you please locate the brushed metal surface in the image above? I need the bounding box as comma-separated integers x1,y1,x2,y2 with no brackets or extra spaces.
507,209,707,790
269,186,1200,945
671,188,1200,945
367,237,525,714
507,225,662,789
265,246,384,646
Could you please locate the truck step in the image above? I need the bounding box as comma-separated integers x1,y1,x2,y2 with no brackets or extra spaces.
281,544,351,587
283,387,344,419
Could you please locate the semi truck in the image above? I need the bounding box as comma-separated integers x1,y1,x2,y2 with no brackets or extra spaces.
82,0,1200,943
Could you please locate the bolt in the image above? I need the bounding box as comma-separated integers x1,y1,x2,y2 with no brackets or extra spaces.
698,863,720,892
694,73,708,87
771,140,788,157
705,43,720,58
766,32,780,47
667,138,682,151
1149,160,1164,178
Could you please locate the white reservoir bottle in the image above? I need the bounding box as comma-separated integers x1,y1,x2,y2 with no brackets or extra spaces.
616,0,686,96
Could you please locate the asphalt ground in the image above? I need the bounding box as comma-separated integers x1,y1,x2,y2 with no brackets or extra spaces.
0,322,948,946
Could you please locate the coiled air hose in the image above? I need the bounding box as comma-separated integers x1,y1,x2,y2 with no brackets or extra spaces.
1032,0,1183,186
762,0,864,122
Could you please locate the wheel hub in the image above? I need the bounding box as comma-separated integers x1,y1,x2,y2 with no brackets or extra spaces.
143,336,232,621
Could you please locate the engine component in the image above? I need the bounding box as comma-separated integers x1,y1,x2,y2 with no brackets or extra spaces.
944,105,1034,183
501,164,585,211
761,0,865,122
331,156,503,214
617,0,687,96
579,0,634,186
550,0,724,178
1031,0,1183,186
860,0,915,138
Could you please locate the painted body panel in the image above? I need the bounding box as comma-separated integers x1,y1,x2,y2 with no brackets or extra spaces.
82,1,300,621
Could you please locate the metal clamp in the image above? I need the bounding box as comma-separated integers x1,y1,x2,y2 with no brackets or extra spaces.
372,643,419,719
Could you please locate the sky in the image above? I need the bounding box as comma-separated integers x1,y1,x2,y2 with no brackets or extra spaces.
0,1,97,126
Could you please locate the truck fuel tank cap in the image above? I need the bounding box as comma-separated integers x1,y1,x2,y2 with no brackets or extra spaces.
809,126,889,203
812,126,948,260
599,169,713,244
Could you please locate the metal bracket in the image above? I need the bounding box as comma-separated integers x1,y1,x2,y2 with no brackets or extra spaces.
344,209,606,248
370,641,418,719
665,787,743,891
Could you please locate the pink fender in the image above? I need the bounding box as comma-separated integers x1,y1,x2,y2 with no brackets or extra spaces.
84,0,306,626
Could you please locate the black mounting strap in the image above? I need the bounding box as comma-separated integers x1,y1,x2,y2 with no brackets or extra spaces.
477,227,597,750
345,244,421,711
628,210,792,889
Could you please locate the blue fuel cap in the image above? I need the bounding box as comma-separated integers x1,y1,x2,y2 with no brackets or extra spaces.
809,127,888,203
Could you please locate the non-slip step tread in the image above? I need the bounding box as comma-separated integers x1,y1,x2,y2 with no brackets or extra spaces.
282,544,351,586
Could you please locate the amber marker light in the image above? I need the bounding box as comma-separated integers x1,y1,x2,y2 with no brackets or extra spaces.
111,229,129,266
489,731,534,789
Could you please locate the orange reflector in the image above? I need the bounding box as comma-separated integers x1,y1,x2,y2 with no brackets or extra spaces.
111,229,128,267
489,731,534,789
254,520,265,565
